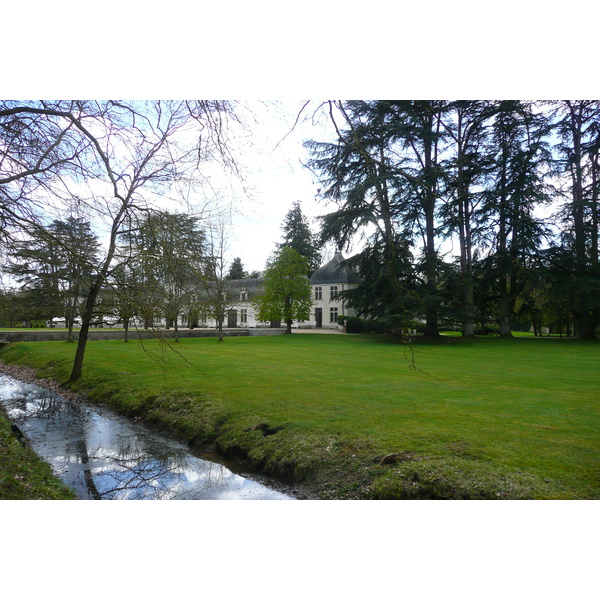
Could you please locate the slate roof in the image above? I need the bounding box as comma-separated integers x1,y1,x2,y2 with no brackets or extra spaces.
310,251,363,285
224,277,264,299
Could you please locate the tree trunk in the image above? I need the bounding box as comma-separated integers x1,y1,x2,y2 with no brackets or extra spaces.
498,278,515,338
566,102,598,339
70,200,126,380
423,207,440,337
454,114,475,338
67,317,75,343
422,110,441,338
462,280,475,337
578,312,598,339
499,314,512,337
70,283,101,381
500,317,512,337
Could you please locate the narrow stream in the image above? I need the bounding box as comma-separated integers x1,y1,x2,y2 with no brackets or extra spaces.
0,374,295,500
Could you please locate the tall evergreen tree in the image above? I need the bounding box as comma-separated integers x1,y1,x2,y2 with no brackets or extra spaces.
307,101,447,334
278,201,321,275
481,101,552,337
307,102,409,321
6,216,99,340
117,211,205,340
227,257,247,280
552,100,600,338
439,100,495,336
387,100,448,336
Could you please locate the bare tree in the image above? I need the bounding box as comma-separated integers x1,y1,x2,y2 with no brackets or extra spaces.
1,100,239,380
199,218,239,342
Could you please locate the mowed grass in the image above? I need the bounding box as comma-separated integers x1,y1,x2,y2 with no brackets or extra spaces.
1,333,598,499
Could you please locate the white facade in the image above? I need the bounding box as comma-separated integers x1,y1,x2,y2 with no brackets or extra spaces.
309,252,362,329
310,281,359,329
199,252,362,330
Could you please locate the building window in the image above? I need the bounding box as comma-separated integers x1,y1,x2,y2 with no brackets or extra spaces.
314,286,322,300
330,307,338,323
330,286,338,300
240,289,248,301
240,309,248,323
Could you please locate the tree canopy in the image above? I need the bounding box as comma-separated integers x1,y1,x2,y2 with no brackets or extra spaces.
227,257,247,280
255,246,312,334
5,216,99,340
278,201,321,276
115,211,206,340
307,100,600,338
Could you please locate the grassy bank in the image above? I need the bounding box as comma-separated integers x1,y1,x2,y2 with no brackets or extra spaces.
1,334,598,499
0,408,76,499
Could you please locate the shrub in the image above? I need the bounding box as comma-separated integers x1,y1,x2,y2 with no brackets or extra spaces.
337,315,368,333
511,320,531,332
337,315,424,335
440,321,462,332
475,322,500,335
401,319,426,333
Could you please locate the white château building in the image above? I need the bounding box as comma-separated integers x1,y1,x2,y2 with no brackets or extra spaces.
308,251,363,328
220,251,363,330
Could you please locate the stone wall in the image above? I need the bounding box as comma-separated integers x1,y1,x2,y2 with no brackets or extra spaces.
0,328,285,343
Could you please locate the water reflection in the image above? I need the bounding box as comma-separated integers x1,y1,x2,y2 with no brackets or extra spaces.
0,375,294,500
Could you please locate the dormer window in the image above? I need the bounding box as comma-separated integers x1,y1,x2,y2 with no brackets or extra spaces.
240,289,248,301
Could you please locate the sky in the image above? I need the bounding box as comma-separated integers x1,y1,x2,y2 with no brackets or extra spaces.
224,100,341,273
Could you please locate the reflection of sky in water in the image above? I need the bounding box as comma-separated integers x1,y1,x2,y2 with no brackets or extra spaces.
0,375,293,500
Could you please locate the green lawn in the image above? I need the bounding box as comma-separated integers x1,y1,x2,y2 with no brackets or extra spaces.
0,327,125,331
1,334,598,499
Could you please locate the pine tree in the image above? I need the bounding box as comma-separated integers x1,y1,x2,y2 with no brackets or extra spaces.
278,201,321,275
552,100,600,338
227,257,247,279
439,100,495,336
306,101,447,334
6,216,99,340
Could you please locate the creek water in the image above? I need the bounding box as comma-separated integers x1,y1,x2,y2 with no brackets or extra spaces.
0,374,295,500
